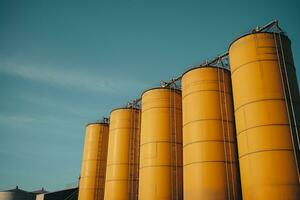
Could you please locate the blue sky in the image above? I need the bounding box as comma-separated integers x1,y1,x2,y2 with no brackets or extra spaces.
0,0,299,192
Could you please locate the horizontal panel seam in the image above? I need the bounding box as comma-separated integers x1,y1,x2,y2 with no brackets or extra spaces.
80,176,105,178
234,98,300,112
231,59,295,75
105,179,138,182
107,163,138,166
183,140,236,148
182,89,232,99
183,119,233,127
231,59,277,75
184,160,237,167
140,141,182,146
237,124,292,135
142,106,182,113
140,165,183,169
239,149,294,159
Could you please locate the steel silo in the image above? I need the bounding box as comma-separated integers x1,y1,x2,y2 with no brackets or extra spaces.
138,88,183,200
182,66,241,199
229,32,300,199
104,108,140,200
78,122,109,200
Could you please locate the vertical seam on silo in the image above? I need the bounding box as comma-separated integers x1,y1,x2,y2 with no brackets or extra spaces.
135,109,141,200
173,86,179,200
274,32,300,183
278,34,300,152
169,89,174,200
128,108,133,200
222,66,236,200
217,66,231,200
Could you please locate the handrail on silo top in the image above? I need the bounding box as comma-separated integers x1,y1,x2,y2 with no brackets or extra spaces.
129,20,283,111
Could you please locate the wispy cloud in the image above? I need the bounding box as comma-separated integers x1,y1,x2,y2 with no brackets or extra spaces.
0,62,148,94
18,92,94,117
0,112,80,128
0,114,40,125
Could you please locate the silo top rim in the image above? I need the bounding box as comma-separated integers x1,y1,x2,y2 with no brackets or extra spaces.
86,122,109,127
141,87,181,97
182,66,230,78
228,32,290,50
110,107,140,114
1,186,28,193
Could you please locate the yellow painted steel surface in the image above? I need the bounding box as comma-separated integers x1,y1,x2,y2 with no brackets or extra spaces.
229,32,300,200
139,88,183,200
182,67,241,200
78,123,109,200
104,108,140,200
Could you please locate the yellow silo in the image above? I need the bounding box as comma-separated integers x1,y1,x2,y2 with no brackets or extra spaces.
229,32,300,199
182,66,241,200
104,107,140,200
78,122,110,200
139,87,183,200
